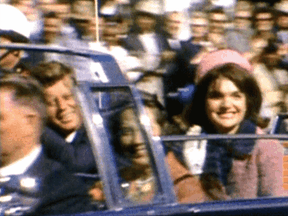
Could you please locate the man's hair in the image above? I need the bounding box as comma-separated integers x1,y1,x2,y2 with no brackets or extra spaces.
58,0,71,4
165,11,182,20
208,6,225,16
253,5,275,27
191,11,208,20
253,5,274,17
31,61,75,87
0,74,47,122
43,11,59,19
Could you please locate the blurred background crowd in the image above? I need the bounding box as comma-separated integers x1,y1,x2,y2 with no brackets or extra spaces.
2,0,288,132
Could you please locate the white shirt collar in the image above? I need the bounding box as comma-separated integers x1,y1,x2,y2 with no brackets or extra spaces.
138,33,159,55
65,131,77,143
0,145,42,177
168,38,181,50
139,32,155,37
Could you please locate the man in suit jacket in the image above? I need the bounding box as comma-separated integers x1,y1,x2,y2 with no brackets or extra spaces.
121,0,171,105
123,0,170,70
0,74,98,215
30,61,97,174
42,126,96,173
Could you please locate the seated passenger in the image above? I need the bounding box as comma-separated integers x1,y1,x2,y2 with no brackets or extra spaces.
107,91,208,203
31,61,97,174
183,49,284,200
0,74,98,215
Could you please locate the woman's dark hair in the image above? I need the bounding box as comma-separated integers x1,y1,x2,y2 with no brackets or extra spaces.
108,105,129,155
183,63,262,131
107,91,183,154
140,92,184,135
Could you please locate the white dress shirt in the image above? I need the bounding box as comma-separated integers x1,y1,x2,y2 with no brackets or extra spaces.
138,33,161,71
0,145,42,177
65,131,77,143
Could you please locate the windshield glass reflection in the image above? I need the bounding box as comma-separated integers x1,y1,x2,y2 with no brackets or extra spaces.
94,88,157,203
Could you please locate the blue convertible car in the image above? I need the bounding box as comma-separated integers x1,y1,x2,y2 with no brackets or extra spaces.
1,44,288,216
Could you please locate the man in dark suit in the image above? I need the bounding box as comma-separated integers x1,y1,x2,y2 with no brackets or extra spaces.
0,74,99,215
122,0,170,69
162,11,202,120
121,0,171,106
30,61,97,174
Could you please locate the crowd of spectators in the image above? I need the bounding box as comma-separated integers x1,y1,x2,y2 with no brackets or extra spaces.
2,0,288,131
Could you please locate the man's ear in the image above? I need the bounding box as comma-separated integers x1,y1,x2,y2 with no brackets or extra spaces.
25,112,42,135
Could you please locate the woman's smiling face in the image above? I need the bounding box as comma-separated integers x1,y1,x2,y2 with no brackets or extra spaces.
119,108,150,168
205,77,247,134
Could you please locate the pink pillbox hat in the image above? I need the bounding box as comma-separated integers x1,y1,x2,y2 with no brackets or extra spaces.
196,49,253,82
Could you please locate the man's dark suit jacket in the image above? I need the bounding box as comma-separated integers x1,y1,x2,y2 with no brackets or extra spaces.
163,38,202,117
3,153,99,215
41,126,97,174
170,38,202,89
122,32,170,54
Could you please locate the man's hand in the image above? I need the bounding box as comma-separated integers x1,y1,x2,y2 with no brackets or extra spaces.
89,181,105,201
